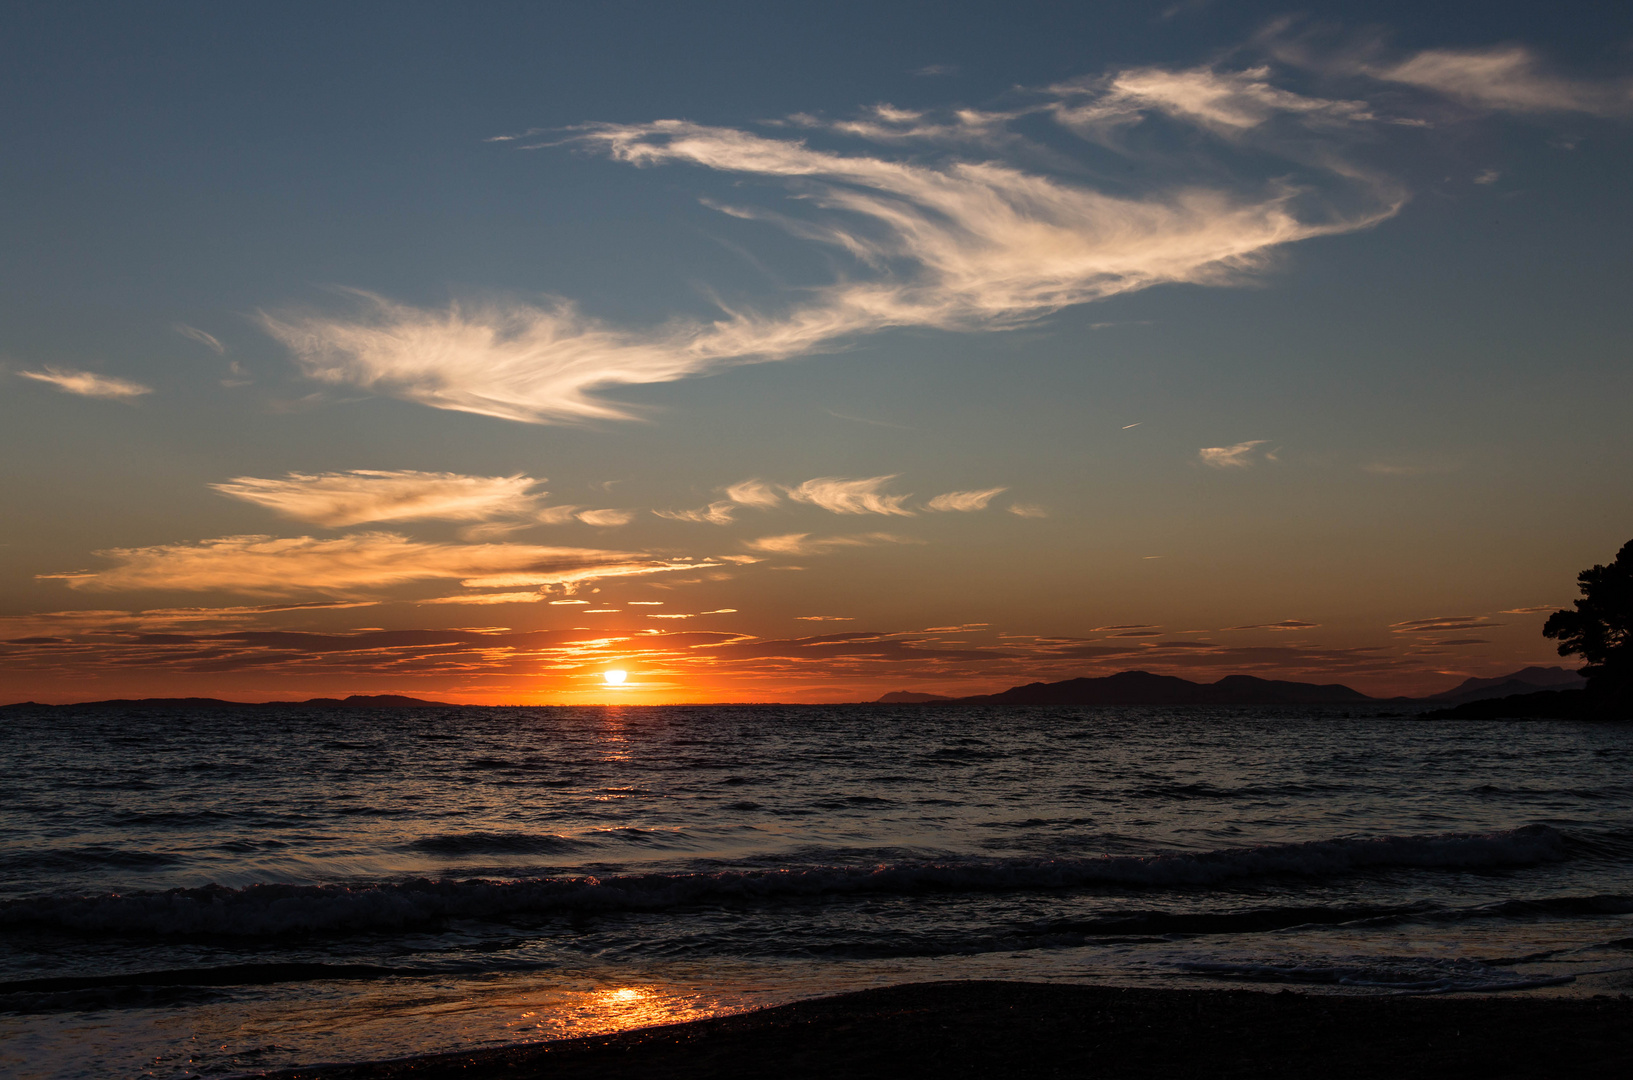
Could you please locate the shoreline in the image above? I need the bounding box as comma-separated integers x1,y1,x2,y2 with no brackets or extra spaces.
258,979,1633,1079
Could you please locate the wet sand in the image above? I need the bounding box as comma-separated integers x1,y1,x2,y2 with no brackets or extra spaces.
261,979,1633,1079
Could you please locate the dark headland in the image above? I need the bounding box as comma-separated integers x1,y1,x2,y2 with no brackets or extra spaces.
261,980,1632,1080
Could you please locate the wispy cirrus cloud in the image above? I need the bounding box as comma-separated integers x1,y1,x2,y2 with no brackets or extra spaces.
743,532,921,556
724,479,782,508
925,487,1007,512
0,601,380,641
662,476,1010,522
174,323,226,354
1389,616,1503,635
1372,46,1633,117
16,366,152,399
653,501,737,525
531,505,632,527
211,470,546,527
578,109,1394,323
262,60,1405,424
787,476,916,516
1051,65,1377,137
1223,620,1320,631
41,533,702,597
417,591,546,605
574,508,637,527
1199,440,1273,468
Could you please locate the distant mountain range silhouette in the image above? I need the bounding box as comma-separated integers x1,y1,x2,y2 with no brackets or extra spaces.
877,671,1368,706
873,666,1585,707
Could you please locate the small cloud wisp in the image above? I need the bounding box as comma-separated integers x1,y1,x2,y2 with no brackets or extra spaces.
17,367,153,400
1199,440,1272,468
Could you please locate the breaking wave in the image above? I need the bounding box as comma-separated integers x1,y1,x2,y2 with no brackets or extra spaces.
0,825,1567,938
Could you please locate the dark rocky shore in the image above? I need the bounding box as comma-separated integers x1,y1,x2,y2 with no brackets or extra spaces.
260,980,1633,1079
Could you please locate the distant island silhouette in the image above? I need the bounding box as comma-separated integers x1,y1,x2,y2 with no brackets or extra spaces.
873,666,1585,709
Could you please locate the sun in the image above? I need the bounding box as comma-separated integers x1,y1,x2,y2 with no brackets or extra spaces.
603,669,627,685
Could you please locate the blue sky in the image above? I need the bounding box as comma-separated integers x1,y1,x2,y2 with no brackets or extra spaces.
2,1,1629,702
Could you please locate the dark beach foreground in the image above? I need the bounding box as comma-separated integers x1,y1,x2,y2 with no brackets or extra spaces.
261,980,1632,1080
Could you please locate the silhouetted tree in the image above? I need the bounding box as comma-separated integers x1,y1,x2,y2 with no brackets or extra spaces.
1544,539,1633,718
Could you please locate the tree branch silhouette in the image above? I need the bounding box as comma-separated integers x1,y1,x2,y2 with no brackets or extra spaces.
1544,539,1632,718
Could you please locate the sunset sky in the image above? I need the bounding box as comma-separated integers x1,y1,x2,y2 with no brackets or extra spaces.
2,0,1630,703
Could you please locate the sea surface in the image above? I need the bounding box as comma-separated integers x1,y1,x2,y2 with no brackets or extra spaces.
3,703,1632,1078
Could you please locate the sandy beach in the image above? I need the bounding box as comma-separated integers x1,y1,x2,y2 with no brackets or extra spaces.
260,980,1633,1079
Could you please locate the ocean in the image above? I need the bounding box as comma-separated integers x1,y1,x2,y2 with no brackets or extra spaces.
2,703,1631,1078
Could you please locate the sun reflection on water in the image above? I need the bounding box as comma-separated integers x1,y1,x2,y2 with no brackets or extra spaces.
498,981,733,1040
62,974,764,1079
572,986,685,1031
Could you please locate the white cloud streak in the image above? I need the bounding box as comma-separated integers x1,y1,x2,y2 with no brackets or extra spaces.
211,470,545,527
16,367,152,399
42,533,699,597
262,64,1404,423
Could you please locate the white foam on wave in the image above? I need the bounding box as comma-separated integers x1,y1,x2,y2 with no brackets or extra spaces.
0,825,1567,937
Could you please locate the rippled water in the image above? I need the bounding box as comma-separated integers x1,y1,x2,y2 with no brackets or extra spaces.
3,704,1632,1078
